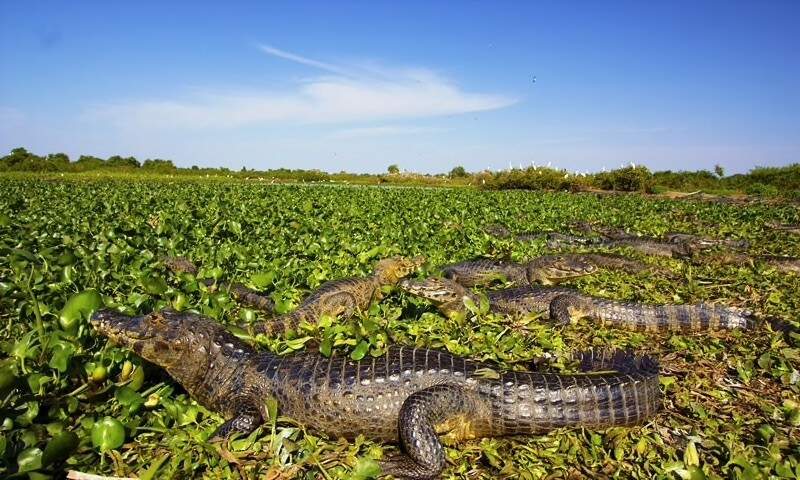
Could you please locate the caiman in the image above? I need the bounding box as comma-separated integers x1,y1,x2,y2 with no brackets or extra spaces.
767,222,800,234
546,233,697,258
571,223,749,251
703,253,800,274
482,224,546,242
91,308,660,479
399,277,752,332
164,257,275,312
249,256,425,335
441,253,652,287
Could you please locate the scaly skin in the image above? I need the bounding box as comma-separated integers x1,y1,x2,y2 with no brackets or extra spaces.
766,222,800,234
572,223,749,251
164,257,276,313
399,277,752,332
442,253,652,288
251,256,425,335
91,309,660,479
482,224,547,243
547,233,696,258
703,253,800,274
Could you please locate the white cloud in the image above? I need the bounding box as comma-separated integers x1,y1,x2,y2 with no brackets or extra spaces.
84,46,517,130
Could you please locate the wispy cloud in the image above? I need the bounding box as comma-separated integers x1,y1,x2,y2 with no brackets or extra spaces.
85,45,517,130
258,44,353,77
328,125,447,139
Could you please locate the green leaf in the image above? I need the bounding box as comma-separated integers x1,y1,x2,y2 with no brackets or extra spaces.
350,340,370,361
41,431,79,466
115,386,144,414
250,271,275,289
319,337,333,357
0,368,18,397
138,454,168,480
127,365,145,391
684,441,700,467
91,416,126,451
48,342,76,373
351,457,381,480
17,447,43,473
140,274,168,295
59,289,103,334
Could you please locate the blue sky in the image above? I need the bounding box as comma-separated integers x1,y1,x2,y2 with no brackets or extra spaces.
1,1,797,174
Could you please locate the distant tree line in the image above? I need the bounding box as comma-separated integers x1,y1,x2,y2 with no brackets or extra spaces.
0,147,179,173
1,147,797,198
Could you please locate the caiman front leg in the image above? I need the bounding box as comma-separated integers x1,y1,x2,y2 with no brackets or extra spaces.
211,397,263,441
381,384,486,479
548,294,594,325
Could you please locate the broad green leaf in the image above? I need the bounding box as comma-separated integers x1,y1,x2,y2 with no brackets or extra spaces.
91,417,126,451
59,289,103,333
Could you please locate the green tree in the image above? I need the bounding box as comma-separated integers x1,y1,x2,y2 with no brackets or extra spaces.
448,166,468,178
107,155,140,168
142,159,177,172
714,164,725,178
75,155,105,170
387,164,400,174
1,147,37,167
46,152,70,165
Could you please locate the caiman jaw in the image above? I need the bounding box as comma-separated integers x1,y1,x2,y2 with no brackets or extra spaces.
399,278,461,305
91,309,152,347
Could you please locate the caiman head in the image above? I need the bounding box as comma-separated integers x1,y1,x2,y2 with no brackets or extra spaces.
374,255,427,284
163,256,199,275
91,309,224,373
528,255,596,284
397,277,474,316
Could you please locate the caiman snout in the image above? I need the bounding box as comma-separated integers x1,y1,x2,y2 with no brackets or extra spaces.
91,309,152,343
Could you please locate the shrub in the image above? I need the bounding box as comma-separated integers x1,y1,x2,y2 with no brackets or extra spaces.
594,166,653,192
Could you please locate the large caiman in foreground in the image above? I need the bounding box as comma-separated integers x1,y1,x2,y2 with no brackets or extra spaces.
399,277,753,332
91,309,660,479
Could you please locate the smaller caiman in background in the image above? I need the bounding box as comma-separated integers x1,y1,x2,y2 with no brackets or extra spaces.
166,256,425,336
399,277,752,332
441,253,653,287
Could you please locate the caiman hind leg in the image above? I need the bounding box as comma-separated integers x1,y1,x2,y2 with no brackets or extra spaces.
322,291,360,320
381,384,489,480
250,292,358,337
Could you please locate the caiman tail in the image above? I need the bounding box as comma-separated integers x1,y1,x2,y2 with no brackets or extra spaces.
383,350,660,479
492,350,660,435
247,310,309,336
164,256,275,313
550,295,753,331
